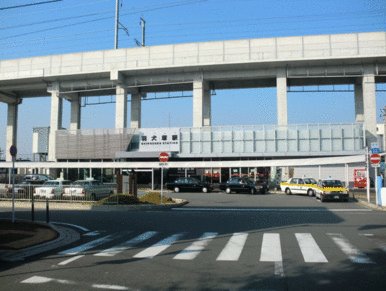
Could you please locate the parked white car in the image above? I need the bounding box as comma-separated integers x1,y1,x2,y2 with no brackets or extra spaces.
33,179,72,199
63,179,116,201
280,177,317,196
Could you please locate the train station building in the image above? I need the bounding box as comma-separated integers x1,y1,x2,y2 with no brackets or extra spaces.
1,31,385,188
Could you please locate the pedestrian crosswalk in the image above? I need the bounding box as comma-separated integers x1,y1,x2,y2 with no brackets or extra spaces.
56,230,386,267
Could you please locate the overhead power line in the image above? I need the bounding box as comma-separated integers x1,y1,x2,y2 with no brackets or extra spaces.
0,0,62,11
0,0,208,41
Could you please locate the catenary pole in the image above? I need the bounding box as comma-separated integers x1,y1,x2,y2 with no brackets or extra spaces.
114,0,119,49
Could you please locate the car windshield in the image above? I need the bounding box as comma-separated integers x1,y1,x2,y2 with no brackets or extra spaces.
304,178,317,184
189,177,200,184
17,181,29,185
245,178,255,184
322,180,343,187
72,181,85,186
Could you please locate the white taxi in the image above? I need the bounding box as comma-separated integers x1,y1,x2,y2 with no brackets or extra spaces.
280,177,317,196
314,178,349,202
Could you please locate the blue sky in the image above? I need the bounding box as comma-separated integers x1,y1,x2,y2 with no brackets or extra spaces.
0,0,385,158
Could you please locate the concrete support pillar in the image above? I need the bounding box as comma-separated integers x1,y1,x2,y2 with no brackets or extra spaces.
193,80,211,127
277,68,288,125
362,66,377,145
5,103,18,162
115,84,127,128
354,81,364,122
203,85,211,127
70,96,81,131
130,92,142,129
48,82,63,162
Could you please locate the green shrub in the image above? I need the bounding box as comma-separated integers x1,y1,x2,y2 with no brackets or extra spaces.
99,192,175,205
139,192,175,204
100,194,140,205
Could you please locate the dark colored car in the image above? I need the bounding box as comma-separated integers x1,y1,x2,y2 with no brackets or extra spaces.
166,177,213,193
219,177,265,194
6,180,46,198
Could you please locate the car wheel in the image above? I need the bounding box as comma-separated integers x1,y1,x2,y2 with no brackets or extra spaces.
202,187,208,193
320,195,325,202
307,189,314,197
261,189,265,194
285,188,291,195
250,188,255,195
174,187,180,193
225,187,232,194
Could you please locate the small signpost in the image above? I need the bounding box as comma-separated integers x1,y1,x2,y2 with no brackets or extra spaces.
370,152,382,205
9,145,17,223
371,142,381,154
370,153,381,165
159,152,169,205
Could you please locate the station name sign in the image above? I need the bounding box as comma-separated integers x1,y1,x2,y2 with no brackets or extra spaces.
138,128,180,152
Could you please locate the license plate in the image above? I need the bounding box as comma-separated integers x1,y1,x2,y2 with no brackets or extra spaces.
334,196,339,199
41,190,46,193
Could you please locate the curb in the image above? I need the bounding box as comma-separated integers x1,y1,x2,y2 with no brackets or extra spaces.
354,198,386,212
0,224,80,261
0,199,188,211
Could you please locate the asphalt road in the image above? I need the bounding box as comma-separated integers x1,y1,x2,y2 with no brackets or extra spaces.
1,191,386,291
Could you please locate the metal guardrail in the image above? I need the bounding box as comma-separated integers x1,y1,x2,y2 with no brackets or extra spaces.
0,184,118,202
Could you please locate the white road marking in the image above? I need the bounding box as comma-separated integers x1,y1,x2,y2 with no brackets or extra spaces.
275,261,285,277
58,255,85,266
172,208,371,212
260,233,282,262
21,276,75,285
174,232,217,260
361,234,386,253
58,232,129,255
92,284,130,290
133,233,184,258
216,232,248,261
328,233,375,264
94,231,158,257
295,233,328,263
21,276,137,290
84,231,105,236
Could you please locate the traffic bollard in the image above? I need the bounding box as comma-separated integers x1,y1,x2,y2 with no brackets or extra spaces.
31,193,35,222
46,199,49,223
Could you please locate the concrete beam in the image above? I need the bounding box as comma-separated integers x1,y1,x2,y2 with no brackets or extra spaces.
0,91,21,104
110,70,126,84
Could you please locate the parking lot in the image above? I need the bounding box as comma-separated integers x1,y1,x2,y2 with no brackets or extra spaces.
148,189,372,210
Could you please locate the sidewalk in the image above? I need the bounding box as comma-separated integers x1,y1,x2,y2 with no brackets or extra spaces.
350,188,386,211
